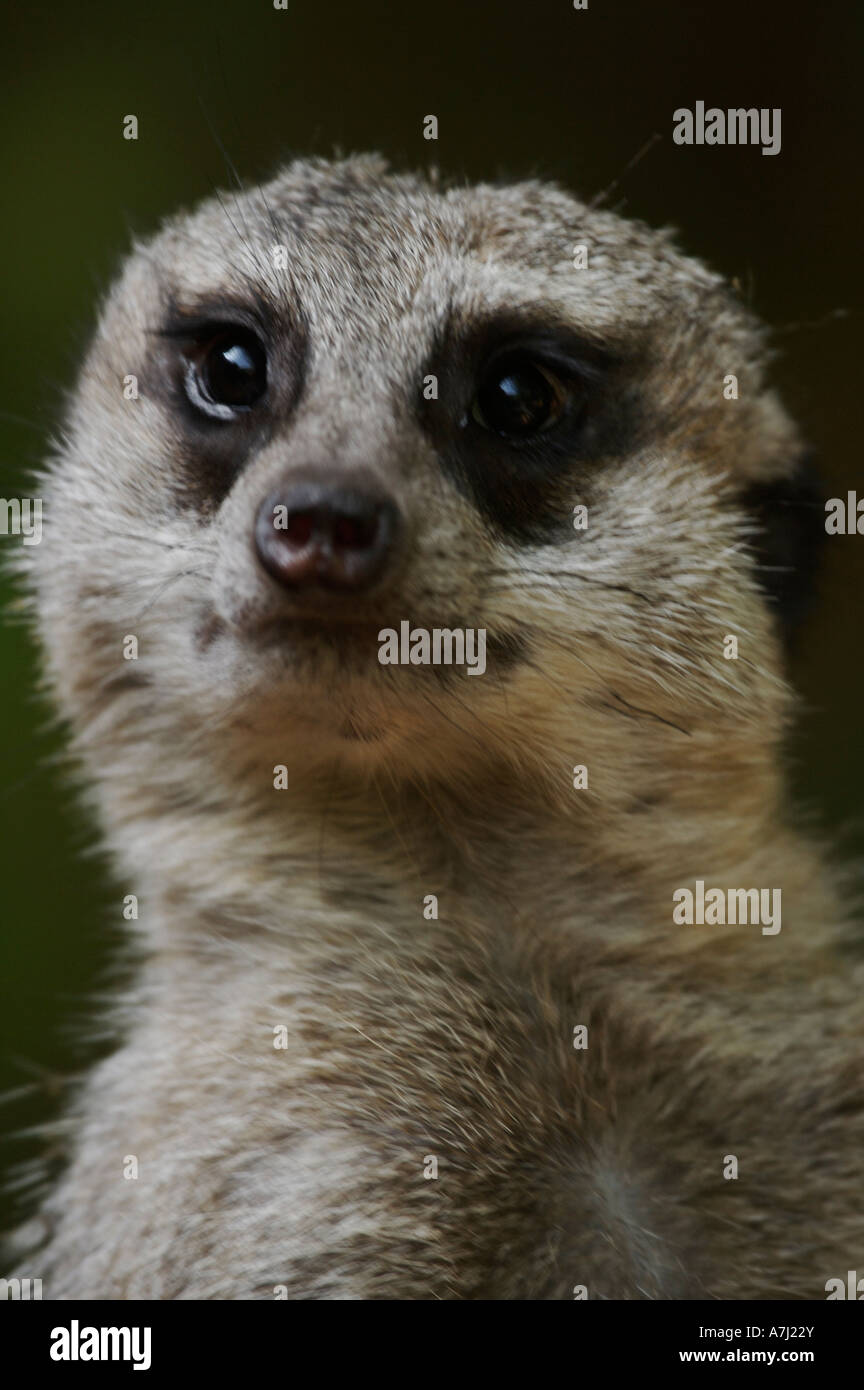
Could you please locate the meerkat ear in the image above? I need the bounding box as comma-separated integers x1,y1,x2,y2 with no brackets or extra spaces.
741,449,825,643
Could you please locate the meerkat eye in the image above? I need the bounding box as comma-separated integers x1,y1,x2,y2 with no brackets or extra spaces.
184,327,268,419
471,355,567,437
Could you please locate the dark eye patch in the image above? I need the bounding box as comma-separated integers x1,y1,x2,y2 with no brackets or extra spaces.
740,450,825,651
146,295,308,512
418,310,642,541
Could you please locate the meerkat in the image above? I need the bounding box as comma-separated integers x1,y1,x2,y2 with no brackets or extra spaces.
5,153,862,1301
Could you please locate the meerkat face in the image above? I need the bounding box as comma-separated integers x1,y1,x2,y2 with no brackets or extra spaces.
31,156,819,800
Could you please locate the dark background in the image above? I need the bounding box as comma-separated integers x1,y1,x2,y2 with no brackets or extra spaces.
1,0,861,1236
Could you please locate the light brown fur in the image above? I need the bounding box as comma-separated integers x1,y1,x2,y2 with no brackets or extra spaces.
7,154,863,1299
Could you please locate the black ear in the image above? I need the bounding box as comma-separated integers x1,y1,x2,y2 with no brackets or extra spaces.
741,449,825,644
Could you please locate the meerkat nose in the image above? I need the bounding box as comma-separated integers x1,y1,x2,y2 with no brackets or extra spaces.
253,480,400,592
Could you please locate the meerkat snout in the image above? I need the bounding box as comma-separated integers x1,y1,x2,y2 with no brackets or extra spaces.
254,479,401,593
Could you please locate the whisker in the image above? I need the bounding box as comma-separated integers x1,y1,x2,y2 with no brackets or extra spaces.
537,626,693,737
133,567,211,621
486,567,655,605
416,688,491,759
116,530,214,555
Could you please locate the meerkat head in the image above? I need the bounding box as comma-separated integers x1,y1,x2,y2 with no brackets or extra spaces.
29,154,820,826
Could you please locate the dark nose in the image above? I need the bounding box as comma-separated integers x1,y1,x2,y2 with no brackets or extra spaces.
254,481,399,592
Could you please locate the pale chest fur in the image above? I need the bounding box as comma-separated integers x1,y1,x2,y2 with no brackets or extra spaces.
28,852,858,1301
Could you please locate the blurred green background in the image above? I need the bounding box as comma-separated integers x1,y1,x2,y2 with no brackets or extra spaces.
1,0,861,1235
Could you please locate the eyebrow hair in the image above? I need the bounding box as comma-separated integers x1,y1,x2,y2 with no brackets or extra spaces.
439,303,637,373
151,290,281,341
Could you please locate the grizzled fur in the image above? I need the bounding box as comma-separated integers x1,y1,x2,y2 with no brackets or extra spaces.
7,154,863,1299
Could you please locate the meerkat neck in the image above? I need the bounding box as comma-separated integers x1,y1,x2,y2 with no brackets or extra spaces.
97,748,793,952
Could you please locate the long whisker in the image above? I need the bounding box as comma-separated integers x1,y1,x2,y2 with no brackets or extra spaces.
485,567,655,605
535,626,693,737
117,530,214,555
415,688,491,759
133,567,211,621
